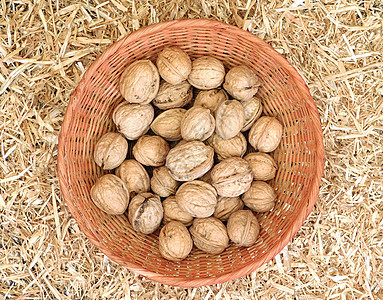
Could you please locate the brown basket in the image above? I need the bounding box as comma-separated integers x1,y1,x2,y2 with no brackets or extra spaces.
57,19,325,287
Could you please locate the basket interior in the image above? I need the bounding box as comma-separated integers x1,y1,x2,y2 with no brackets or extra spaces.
59,21,322,286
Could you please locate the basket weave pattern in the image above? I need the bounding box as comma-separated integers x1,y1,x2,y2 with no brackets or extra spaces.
57,19,325,287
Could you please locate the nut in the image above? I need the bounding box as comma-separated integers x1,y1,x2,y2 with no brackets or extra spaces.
181,107,215,141
115,159,150,196
188,56,225,89
189,217,229,254
166,141,214,181
159,221,193,261
162,196,193,226
176,180,217,218
207,132,247,161
248,116,283,152
156,46,192,85
211,157,253,197
213,196,244,221
152,81,193,110
244,152,277,181
90,174,129,215
242,181,276,212
241,97,262,131
199,170,212,185
128,192,163,234
112,102,154,140
194,89,228,112
94,132,128,170
223,65,260,101
133,135,170,167
215,100,245,139
227,210,260,247
150,108,186,141
119,60,160,104
151,166,180,198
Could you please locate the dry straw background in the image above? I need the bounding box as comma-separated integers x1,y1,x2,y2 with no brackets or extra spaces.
0,0,382,299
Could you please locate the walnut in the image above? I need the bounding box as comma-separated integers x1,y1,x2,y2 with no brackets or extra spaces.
248,116,283,152
241,97,262,132
162,196,193,226
194,89,228,112
150,108,186,141
159,221,193,261
128,193,163,234
223,65,260,101
244,152,277,181
119,60,160,104
176,180,217,218
90,174,129,215
242,181,276,212
115,159,150,196
227,210,260,247
166,141,214,181
156,46,192,85
152,81,193,110
199,170,212,184
211,157,253,197
94,132,128,170
181,107,215,141
188,56,225,89
151,166,180,198
215,100,245,140
213,196,244,221
189,217,229,254
133,135,170,167
112,102,154,140
207,132,247,161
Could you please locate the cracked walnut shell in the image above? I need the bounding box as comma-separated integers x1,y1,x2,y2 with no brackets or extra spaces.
248,116,283,152
133,135,170,167
94,132,128,170
242,181,276,212
188,56,225,90
207,132,247,161
162,196,193,226
194,89,228,112
152,81,193,110
244,152,277,181
151,166,180,198
241,97,262,132
213,196,244,221
119,60,160,104
215,100,245,140
159,221,193,261
150,108,186,141
223,65,260,101
181,107,215,141
227,210,260,247
90,174,129,215
115,159,150,196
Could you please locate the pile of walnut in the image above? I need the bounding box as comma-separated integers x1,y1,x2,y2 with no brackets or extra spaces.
91,46,283,261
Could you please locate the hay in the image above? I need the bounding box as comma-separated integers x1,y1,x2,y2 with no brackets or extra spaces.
0,0,382,298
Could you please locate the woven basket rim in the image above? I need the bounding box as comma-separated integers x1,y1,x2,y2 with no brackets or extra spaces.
57,18,325,287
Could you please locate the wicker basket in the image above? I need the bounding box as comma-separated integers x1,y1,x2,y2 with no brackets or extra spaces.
57,19,325,287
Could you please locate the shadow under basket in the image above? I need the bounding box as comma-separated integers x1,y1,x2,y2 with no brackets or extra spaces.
57,19,325,287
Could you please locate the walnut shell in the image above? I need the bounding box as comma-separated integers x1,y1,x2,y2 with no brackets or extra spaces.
244,152,277,181
199,170,212,184
151,166,180,198
115,159,150,196
119,60,160,104
194,89,228,112
241,97,262,131
176,180,217,218
188,56,225,89
128,193,163,234
223,65,260,101
90,174,129,215
207,132,247,161
156,46,192,85
213,196,244,221
112,102,154,140
248,116,283,152
242,181,276,212
94,132,128,170
166,141,214,181
227,210,260,247
215,100,245,140
152,81,193,110
159,221,193,261
162,196,193,226
133,135,170,167
150,108,186,141
189,217,229,255
181,107,215,141
211,157,253,197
